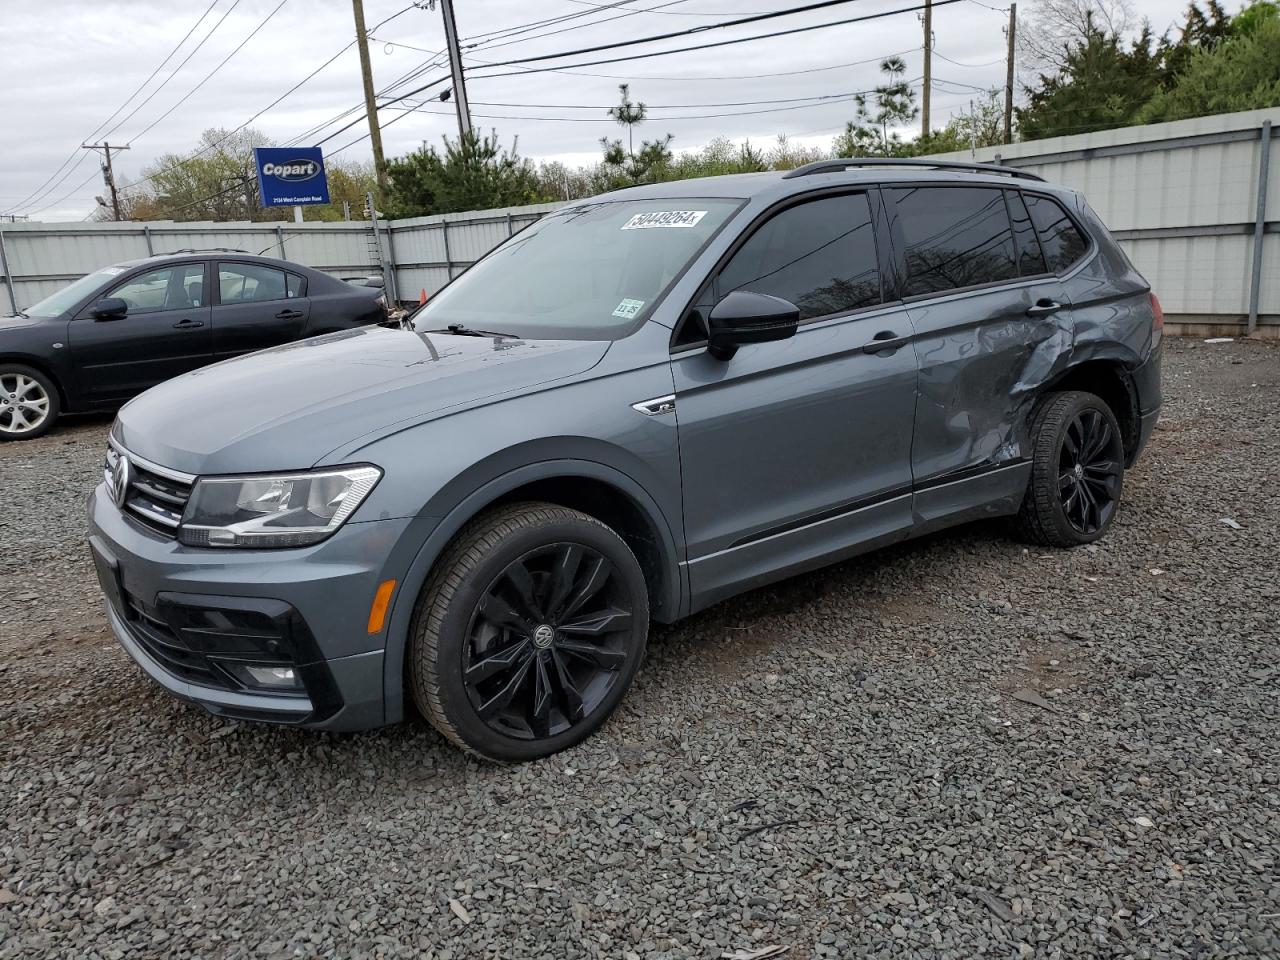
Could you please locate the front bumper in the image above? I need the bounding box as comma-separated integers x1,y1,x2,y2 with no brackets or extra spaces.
87,482,417,731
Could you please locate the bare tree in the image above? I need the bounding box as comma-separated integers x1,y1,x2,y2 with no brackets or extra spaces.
1018,0,1136,75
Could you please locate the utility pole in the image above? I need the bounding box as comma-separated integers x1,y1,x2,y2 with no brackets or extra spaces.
921,0,932,138
1003,2,1017,145
351,0,389,195
438,0,473,140
82,143,129,220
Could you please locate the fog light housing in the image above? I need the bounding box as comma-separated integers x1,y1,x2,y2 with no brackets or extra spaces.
225,663,305,691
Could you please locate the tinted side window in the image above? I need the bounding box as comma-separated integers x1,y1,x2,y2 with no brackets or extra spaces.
891,187,1018,296
1024,194,1089,272
716,193,881,320
107,264,205,314
1005,191,1047,276
217,263,290,304
286,273,305,298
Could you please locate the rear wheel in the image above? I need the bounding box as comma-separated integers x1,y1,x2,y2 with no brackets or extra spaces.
409,502,649,761
0,365,59,441
1014,390,1125,547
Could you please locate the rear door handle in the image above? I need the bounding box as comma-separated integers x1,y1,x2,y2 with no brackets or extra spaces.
172,319,205,329
276,309,304,320
861,331,910,354
1026,299,1062,317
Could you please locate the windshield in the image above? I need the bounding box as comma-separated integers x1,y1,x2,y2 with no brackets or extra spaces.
23,266,128,318
412,198,741,340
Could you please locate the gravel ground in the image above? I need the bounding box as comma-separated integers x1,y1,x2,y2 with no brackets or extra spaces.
1,336,1277,960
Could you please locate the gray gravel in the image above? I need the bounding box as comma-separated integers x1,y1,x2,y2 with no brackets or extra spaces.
1,337,1277,960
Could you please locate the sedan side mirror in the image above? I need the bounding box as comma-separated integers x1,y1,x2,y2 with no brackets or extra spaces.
707,291,800,361
91,298,129,322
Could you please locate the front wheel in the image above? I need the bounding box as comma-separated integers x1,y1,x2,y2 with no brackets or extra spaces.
0,364,59,441
409,502,649,762
1014,390,1125,547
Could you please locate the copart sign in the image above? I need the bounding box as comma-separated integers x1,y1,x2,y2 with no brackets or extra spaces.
253,146,331,207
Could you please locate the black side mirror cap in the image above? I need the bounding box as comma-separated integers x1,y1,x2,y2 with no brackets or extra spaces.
706,290,800,361
91,297,128,321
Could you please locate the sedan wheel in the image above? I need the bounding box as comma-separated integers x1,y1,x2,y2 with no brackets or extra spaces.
0,366,59,441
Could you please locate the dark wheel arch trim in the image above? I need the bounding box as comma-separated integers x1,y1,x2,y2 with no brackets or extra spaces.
1041,354,1142,464
379,459,683,726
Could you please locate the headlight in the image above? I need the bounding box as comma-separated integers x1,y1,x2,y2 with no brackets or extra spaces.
177,465,381,548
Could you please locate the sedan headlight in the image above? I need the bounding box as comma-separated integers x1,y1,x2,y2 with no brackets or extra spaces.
178,465,381,548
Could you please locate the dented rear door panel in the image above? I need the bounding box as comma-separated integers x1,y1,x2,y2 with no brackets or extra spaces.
904,279,1071,527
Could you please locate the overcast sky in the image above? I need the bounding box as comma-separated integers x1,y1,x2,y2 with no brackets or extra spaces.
1,0,1187,221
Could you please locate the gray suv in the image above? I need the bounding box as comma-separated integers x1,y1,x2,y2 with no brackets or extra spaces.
87,160,1162,761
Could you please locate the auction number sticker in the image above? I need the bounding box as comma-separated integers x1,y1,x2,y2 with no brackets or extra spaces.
621,210,708,230
612,298,646,319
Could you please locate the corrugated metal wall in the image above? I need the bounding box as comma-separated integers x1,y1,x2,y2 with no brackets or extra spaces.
3,109,1275,329
931,107,1279,329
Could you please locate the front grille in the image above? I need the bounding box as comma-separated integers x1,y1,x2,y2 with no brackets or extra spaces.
104,443,194,538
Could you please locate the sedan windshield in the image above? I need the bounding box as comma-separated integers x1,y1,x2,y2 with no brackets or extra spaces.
412,198,741,340
23,266,128,318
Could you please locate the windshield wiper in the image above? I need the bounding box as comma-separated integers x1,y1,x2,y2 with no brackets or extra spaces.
431,323,518,338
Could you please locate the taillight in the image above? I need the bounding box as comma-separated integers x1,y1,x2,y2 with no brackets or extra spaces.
1150,292,1164,332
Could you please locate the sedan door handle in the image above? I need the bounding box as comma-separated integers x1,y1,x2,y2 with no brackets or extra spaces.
172,318,205,329
1026,299,1062,317
276,309,304,319
861,331,910,355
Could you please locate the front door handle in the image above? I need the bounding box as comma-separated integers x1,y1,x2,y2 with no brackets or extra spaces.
1026,299,1062,317
861,331,910,354
276,309,304,320
172,318,205,329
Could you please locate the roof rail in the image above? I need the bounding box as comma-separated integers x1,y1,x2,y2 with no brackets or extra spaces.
781,158,1045,182
160,247,251,255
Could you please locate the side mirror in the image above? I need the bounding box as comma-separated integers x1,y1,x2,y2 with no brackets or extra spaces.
91,298,128,321
707,290,800,361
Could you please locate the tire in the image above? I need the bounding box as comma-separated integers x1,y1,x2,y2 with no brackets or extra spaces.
409,502,649,762
1014,390,1125,547
0,364,60,441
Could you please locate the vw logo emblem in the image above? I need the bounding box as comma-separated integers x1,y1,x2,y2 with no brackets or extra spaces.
532,624,555,649
111,454,131,509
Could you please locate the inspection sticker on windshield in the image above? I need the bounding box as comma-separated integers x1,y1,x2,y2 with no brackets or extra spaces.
612,298,646,319
621,210,707,230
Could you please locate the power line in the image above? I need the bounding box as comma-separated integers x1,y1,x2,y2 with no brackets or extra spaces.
933,48,1007,67
118,2,421,197
482,0,886,68
329,0,959,152
1,0,226,214
98,0,246,144
24,167,104,219
464,0,967,76
460,1,695,55
388,80,916,123
122,0,292,146
457,45,919,82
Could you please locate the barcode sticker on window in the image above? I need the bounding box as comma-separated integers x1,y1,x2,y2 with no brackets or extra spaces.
620,210,707,230
612,298,646,319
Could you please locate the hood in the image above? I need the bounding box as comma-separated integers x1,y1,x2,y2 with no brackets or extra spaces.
114,325,609,474
0,314,43,331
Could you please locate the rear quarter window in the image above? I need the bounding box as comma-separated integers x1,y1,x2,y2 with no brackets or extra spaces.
1024,194,1090,273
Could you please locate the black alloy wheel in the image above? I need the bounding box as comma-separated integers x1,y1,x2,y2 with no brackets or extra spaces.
1058,407,1123,535
463,542,633,740
410,502,649,761
1014,390,1125,547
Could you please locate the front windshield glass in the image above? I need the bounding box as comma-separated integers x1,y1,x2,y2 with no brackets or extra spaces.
412,198,742,340
24,266,127,318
